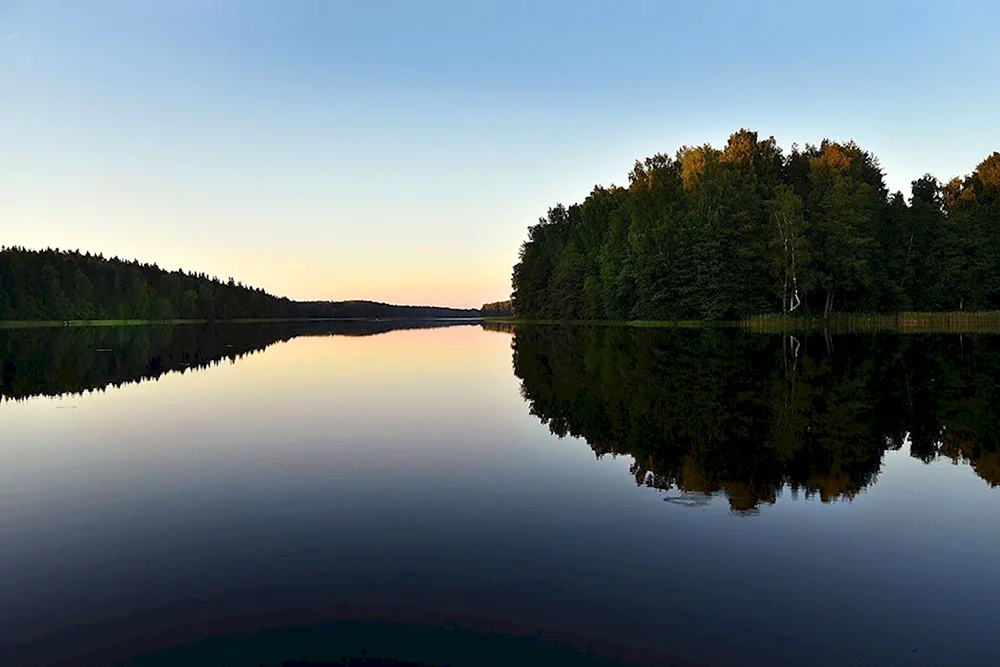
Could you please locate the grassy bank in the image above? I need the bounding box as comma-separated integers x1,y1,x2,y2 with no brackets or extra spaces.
0,319,185,330
486,317,720,328
742,311,1000,333
491,312,1000,334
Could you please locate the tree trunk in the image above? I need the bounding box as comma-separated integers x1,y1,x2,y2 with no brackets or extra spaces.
823,288,834,319
782,271,789,314
790,277,801,312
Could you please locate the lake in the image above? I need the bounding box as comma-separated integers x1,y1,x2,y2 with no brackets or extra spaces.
1,322,998,667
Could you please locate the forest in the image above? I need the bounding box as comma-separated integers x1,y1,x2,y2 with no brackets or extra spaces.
0,247,480,321
512,130,1000,320
512,325,1000,511
480,299,514,316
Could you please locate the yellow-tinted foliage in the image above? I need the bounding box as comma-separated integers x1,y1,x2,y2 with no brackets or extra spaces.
939,430,976,462
722,481,768,512
807,470,859,503
677,144,718,191
810,141,854,173
679,453,712,493
720,129,760,165
720,128,780,169
942,177,970,211
974,151,1000,193
973,451,1000,487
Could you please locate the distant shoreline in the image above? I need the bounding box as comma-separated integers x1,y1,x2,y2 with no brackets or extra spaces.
6,312,1000,334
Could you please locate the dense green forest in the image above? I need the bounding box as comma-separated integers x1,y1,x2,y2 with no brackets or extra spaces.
480,299,514,316
0,247,480,321
512,325,1000,511
512,130,1000,319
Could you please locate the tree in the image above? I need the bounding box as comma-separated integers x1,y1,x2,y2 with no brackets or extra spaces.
509,131,997,321
766,185,809,313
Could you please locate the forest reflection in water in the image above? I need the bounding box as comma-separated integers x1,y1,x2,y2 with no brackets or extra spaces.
0,319,477,402
2,321,1000,666
4,320,999,513
510,324,1000,512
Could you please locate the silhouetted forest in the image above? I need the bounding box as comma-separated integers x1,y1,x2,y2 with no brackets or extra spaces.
0,248,481,321
0,320,476,402
512,325,1000,511
480,300,514,317
512,130,1000,319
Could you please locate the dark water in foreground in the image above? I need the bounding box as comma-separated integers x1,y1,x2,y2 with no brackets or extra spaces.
1,322,998,667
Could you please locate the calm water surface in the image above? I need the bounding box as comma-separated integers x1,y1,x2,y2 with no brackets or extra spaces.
1,322,998,666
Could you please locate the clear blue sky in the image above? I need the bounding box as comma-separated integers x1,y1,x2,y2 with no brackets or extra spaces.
3,0,999,307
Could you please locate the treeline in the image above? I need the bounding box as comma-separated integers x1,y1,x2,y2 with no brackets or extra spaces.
480,300,514,316
513,325,1000,511
293,300,480,319
0,247,480,321
512,130,1000,320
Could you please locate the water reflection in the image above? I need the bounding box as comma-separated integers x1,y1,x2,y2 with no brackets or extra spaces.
1,323,998,666
0,319,475,402
511,325,1000,511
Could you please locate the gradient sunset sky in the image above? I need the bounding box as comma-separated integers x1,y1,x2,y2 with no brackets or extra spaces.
3,0,999,307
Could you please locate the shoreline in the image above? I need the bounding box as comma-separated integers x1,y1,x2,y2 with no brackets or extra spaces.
0,316,486,330
488,311,1000,334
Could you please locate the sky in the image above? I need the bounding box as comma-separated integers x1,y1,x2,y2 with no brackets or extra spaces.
2,0,999,308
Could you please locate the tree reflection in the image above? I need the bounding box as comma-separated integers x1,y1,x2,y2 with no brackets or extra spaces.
512,325,1000,510
0,320,473,402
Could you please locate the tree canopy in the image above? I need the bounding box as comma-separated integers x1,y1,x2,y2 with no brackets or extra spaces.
511,131,1000,319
